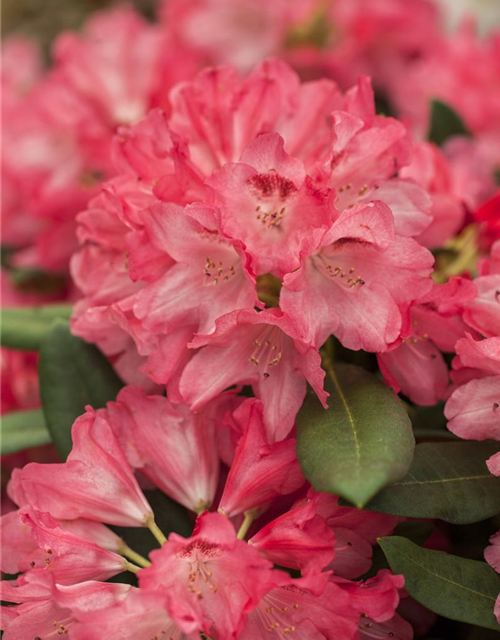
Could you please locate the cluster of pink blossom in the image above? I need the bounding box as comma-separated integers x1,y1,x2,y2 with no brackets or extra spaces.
2,0,500,637
2,395,411,639
442,239,500,619
2,6,199,275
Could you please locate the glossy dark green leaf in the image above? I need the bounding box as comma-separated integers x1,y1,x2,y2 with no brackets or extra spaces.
39,321,123,459
428,99,470,146
1,409,51,455
1,304,72,351
296,363,414,507
379,536,500,631
367,441,500,524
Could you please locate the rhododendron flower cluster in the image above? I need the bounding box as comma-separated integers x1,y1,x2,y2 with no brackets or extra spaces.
2,0,500,638
70,60,435,418
1,397,410,639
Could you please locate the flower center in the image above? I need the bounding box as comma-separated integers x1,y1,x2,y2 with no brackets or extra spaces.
179,540,222,599
249,325,285,378
247,171,297,230
314,253,365,289
255,591,300,636
358,614,397,639
203,255,237,286
44,615,73,637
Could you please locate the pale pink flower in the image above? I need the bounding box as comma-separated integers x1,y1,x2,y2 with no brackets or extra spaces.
103,386,220,513
463,274,500,338
179,308,327,441
8,410,153,527
281,201,434,351
202,132,336,278
378,277,477,405
218,399,304,517
445,334,500,440
139,512,278,639
1,577,130,640
69,588,196,640
133,202,258,335
18,508,126,585
238,572,359,640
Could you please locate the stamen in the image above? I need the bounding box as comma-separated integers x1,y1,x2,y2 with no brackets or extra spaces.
248,326,285,378
315,255,365,289
203,255,238,286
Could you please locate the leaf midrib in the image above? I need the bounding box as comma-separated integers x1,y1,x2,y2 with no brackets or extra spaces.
385,542,496,604
327,362,361,467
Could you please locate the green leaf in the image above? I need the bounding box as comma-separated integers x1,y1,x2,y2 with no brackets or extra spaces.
1,409,51,455
39,321,123,459
296,363,415,507
379,536,500,631
1,305,73,351
366,441,500,524
428,99,471,146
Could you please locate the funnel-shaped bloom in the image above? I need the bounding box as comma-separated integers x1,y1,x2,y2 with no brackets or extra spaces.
69,588,196,640
179,308,327,441
239,573,359,640
133,202,257,336
139,512,277,639
218,399,304,517
445,335,500,440
204,133,335,278
104,386,220,512
18,508,126,585
249,499,336,575
281,202,434,351
8,410,153,527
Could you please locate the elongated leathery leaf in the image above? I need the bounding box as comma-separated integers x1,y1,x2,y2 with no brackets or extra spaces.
297,363,414,507
1,409,51,455
367,441,500,524
39,321,123,459
1,304,72,351
379,536,500,631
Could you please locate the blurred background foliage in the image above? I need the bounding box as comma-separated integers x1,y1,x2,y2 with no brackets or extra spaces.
2,0,157,54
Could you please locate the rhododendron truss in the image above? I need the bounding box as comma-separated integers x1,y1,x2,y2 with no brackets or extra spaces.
1,396,409,640
70,60,434,412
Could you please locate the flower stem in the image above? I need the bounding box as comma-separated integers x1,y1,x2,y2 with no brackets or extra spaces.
146,515,167,545
123,560,141,574
237,509,257,540
118,541,151,567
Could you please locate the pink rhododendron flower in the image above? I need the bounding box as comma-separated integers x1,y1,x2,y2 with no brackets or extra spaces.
218,399,305,517
68,589,195,640
281,201,434,352
399,142,466,248
18,508,127,584
378,277,477,405
202,132,336,278
102,386,220,513
238,572,359,640
71,60,435,408
139,512,279,638
1,578,131,640
463,274,500,338
249,498,337,575
8,409,154,527
179,308,327,440
445,334,500,440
